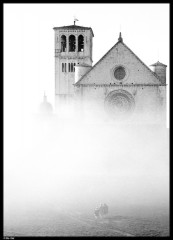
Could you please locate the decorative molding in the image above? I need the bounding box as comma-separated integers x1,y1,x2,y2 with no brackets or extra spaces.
104,89,135,117
74,83,166,87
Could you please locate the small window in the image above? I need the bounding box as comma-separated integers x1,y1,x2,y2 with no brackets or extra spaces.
62,63,67,72
62,63,64,72
114,66,126,80
67,63,75,72
71,63,73,72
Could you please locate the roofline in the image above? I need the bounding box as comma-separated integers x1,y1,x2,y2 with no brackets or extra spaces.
75,41,161,85
74,83,166,87
150,62,167,67
53,25,94,37
122,42,162,82
75,42,120,85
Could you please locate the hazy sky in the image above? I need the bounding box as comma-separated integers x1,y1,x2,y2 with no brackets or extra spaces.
4,3,169,117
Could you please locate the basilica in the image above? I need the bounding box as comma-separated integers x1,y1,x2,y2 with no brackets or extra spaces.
53,23,167,122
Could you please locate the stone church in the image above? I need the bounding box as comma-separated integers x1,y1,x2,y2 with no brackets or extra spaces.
53,23,167,122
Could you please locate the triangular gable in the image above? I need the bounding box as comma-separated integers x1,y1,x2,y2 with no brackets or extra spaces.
75,41,161,86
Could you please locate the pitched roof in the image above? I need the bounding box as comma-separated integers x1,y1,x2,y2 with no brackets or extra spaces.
150,61,167,67
53,25,94,36
75,40,162,85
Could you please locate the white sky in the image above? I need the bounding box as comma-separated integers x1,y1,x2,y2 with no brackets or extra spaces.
4,3,169,123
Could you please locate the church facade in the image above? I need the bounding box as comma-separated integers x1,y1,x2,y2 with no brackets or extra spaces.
53,24,167,123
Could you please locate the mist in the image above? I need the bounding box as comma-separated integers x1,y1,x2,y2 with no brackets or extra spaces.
4,3,169,236
4,105,169,229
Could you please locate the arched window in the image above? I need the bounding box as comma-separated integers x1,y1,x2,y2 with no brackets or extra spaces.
69,35,76,52
62,63,64,72
61,35,66,52
78,35,84,52
68,63,71,72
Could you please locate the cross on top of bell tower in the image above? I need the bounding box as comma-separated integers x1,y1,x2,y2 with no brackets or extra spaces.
73,16,79,25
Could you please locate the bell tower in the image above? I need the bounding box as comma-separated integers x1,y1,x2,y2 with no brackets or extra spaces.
53,23,94,111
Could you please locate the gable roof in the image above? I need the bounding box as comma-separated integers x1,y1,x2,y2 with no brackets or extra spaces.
53,25,94,36
75,40,161,85
150,61,167,67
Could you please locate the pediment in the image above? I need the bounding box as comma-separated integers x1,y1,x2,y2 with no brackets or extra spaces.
75,41,161,86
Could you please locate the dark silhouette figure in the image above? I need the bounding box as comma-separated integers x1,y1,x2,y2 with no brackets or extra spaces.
94,203,109,218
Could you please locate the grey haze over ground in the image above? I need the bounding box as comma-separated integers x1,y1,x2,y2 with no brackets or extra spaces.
4,110,169,236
